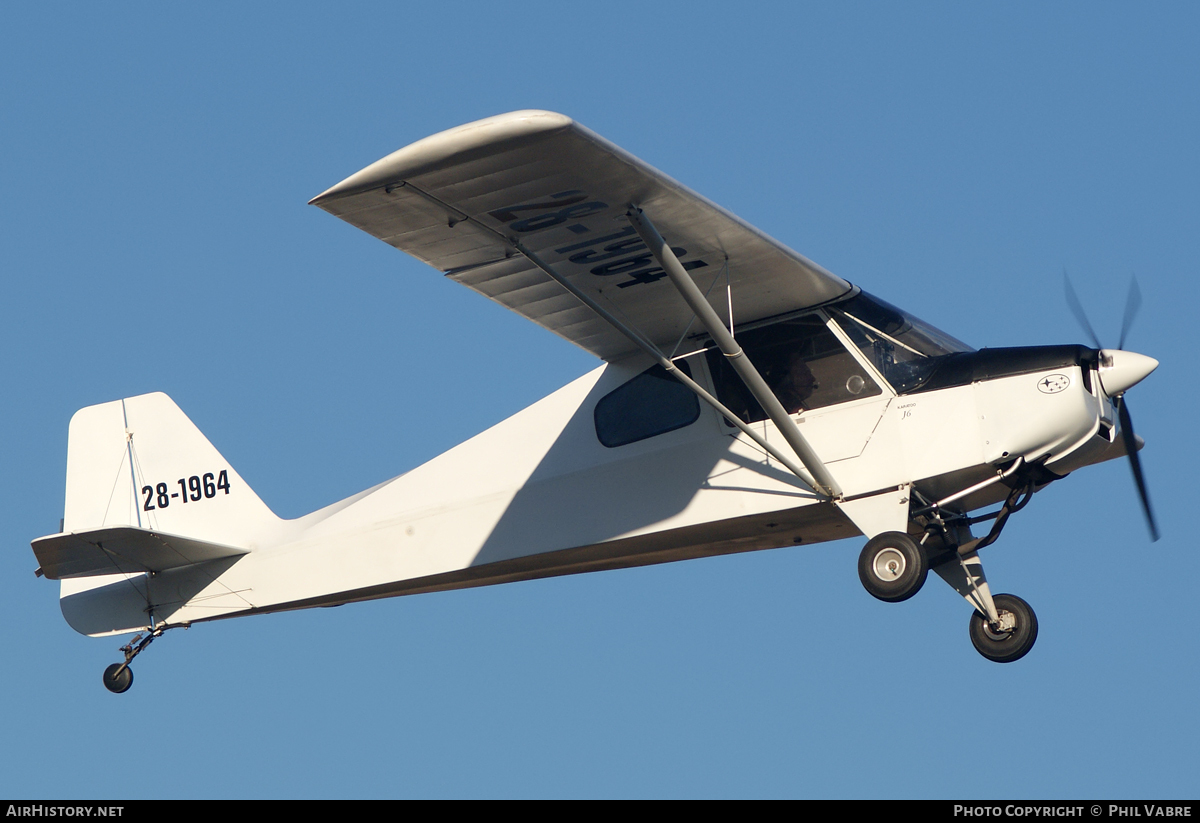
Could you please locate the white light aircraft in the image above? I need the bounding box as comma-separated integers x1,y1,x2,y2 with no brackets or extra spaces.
31,111,1159,692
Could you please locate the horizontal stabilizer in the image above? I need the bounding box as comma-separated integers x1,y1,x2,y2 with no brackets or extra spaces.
33,527,249,580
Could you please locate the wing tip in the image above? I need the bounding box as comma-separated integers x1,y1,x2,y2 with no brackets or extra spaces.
309,110,575,206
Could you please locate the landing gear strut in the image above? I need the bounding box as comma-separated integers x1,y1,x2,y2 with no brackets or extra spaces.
101,623,177,694
920,477,1042,663
857,467,1049,663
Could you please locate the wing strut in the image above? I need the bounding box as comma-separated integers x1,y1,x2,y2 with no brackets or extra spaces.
507,238,827,499
626,208,843,499
370,180,827,497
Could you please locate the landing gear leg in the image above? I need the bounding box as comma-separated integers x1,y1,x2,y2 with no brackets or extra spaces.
101,622,176,694
932,549,999,623
932,549,1038,663
916,475,1042,663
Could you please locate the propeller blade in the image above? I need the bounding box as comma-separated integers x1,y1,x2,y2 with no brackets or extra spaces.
1117,275,1143,351
1064,269,1103,350
1116,395,1159,542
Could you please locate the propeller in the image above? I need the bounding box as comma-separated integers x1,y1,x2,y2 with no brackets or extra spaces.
1115,394,1159,541
1063,271,1159,541
1063,269,1102,350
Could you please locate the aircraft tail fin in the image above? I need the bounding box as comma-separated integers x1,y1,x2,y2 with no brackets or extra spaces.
60,392,280,549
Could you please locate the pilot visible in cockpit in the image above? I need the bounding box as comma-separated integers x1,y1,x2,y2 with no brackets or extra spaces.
770,351,819,414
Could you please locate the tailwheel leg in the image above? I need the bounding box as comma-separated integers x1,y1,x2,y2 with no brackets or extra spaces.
102,622,176,694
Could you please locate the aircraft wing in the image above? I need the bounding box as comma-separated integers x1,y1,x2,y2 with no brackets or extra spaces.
310,111,851,362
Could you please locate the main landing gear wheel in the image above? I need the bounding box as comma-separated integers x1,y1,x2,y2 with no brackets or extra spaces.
857,531,928,603
969,593,1038,663
102,663,133,694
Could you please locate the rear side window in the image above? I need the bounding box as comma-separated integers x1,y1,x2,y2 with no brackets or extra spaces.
595,361,700,448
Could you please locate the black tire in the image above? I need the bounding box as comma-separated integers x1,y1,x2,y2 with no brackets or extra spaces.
969,594,1038,663
857,531,928,602
103,663,134,694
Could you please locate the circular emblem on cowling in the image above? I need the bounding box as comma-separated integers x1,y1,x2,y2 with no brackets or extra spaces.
1036,373,1070,394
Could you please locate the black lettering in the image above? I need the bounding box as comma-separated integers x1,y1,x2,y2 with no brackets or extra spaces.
615,258,708,288
488,190,584,223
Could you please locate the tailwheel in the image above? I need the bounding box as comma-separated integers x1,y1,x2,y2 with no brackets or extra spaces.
857,532,928,602
102,663,133,694
99,622,177,693
969,593,1038,663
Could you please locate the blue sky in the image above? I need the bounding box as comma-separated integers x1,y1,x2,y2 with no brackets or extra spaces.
1,3,1197,799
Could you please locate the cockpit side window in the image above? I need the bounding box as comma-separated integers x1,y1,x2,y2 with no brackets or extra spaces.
594,360,701,448
705,313,882,425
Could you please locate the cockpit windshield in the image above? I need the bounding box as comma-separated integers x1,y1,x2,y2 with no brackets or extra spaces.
829,292,973,393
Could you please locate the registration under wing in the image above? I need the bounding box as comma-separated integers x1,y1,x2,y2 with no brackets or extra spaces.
30,111,1158,691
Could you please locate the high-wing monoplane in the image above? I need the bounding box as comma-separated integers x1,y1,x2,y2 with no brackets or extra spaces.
30,111,1159,692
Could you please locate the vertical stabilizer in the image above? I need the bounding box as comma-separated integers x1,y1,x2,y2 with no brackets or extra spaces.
63,392,279,547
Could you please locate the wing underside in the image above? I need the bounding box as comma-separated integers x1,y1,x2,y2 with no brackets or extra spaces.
311,110,851,361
